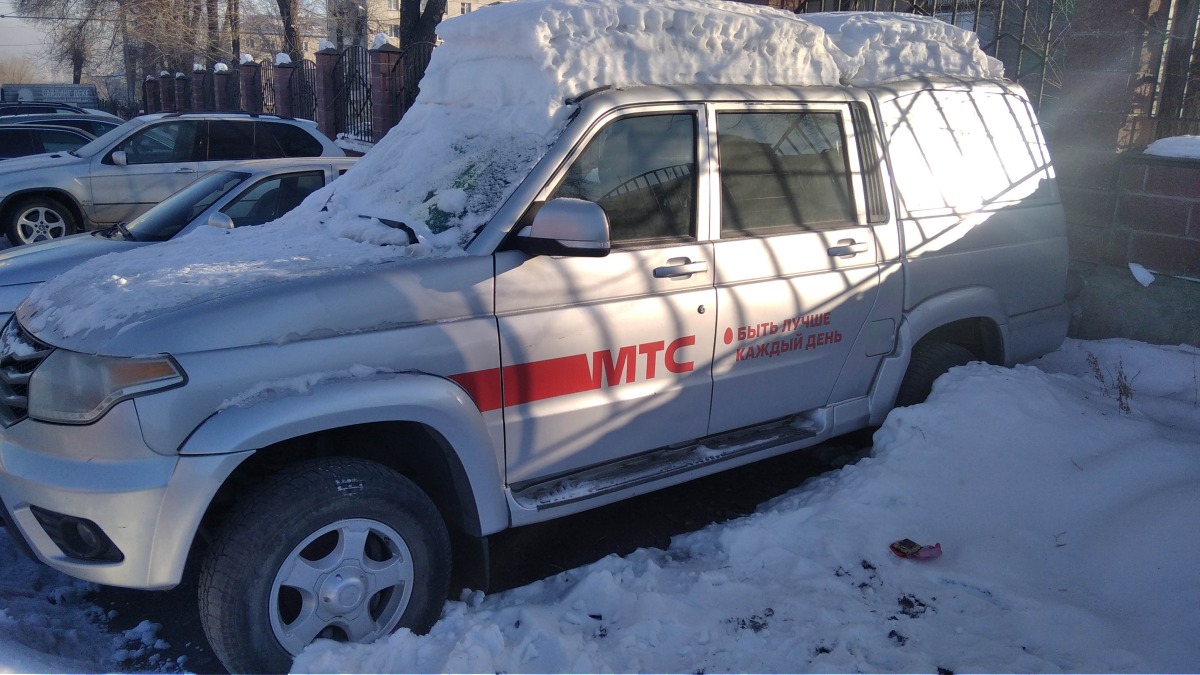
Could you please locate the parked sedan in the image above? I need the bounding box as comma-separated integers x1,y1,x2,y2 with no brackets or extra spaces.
0,111,345,246
0,156,357,320
0,124,95,159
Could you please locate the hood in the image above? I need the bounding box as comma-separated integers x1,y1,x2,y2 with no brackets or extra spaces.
16,252,494,357
0,151,86,176
0,233,141,287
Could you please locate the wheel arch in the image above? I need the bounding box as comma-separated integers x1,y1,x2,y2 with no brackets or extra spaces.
867,286,1012,423
0,189,87,231
183,374,508,559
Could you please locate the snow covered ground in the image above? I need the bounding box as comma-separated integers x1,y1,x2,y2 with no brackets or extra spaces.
0,337,1196,673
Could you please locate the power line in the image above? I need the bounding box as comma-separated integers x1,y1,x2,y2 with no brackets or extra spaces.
1,13,121,20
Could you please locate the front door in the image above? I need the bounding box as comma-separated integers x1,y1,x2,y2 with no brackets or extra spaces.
495,109,717,485
89,120,203,225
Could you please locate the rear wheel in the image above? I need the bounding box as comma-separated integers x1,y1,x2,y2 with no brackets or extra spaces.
5,196,77,245
198,457,451,674
896,341,975,407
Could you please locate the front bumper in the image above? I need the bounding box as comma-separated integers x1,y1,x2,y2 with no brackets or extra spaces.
0,400,251,589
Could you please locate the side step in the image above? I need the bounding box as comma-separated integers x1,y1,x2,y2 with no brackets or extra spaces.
511,416,819,510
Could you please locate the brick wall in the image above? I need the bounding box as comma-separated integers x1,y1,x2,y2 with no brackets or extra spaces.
1111,155,1200,277
1041,0,1168,268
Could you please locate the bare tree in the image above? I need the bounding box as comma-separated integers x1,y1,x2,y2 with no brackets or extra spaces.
228,0,241,58
0,56,42,83
400,0,444,47
276,0,301,60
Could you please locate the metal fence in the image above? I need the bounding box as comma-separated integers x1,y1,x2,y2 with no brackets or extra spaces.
334,45,372,141
797,0,1068,110
259,59,276,114
1153,0,1200,138
291,60,318,120
389,41,436,122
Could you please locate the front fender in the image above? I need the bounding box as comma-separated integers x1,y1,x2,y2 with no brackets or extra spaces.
178,371,508,536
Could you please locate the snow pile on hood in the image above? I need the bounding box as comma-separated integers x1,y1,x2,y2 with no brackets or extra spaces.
24,0,1004,340
291,339,1200,673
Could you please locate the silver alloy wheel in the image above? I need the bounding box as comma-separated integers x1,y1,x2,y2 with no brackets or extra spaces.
15,204,70,243
268,517,415,656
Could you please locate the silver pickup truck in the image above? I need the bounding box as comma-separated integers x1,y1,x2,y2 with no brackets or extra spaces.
0,76,1067,672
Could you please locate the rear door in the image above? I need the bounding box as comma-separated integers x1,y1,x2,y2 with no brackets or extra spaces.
708,101,898,433
494,107,717,485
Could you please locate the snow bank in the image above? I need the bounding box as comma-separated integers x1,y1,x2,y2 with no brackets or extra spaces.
0,537,111,672
24,0,1005,340
292,339,1200,674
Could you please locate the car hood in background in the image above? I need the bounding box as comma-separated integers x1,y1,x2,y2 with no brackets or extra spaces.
0,233,142,287
0,151,87,174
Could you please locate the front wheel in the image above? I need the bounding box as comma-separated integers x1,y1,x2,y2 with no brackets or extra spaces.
5,196,77,245
198,457,451,674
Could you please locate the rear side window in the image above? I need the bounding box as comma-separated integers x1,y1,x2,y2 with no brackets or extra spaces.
551,113,697,244
207,120,255,160
717,111,855,237
880,88,1053,215
0,129,34,158
37,128,88,153
255,122,323,158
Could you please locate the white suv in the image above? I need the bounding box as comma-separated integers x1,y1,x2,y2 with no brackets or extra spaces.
0,4,1069,673
0,112,344,245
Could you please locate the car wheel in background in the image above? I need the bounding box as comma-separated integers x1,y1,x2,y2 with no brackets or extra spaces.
5,196,77,246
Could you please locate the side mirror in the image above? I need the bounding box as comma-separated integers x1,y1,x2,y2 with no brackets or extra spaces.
517,198,610,257
110,150,128,166
207,212,234,230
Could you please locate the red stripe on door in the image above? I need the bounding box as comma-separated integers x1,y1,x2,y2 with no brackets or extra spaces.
451,353,597,413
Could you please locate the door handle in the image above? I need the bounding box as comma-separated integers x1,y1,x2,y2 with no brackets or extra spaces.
827,240,868,258
175,168,196,174
654,259,708,279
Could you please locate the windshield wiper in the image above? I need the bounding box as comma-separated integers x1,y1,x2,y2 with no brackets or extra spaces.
99,222,136,241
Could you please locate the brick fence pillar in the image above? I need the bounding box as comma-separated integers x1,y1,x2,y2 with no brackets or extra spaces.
240,62,263,113
213,70,229,111
315,49,339,141
191,71,207,111
369,44,401,143
160,75,175,111
274,62,295,118
174,73,188,111
143,77,160,113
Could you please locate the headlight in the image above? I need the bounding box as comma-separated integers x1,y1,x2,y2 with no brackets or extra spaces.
28,350,186,424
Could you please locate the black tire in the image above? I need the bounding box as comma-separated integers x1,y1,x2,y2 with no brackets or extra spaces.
5,196,77,246
895,342,976,407
198,457,452,674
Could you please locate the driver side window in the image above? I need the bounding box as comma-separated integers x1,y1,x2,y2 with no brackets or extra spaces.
551,113,696,244
118,121,199,165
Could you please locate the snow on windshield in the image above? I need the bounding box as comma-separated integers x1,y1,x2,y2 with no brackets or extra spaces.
24,0,1004,339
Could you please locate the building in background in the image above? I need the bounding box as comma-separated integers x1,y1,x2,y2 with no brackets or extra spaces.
325,0,504,50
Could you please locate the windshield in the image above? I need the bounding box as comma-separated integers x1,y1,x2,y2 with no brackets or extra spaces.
125,170,250,241
72,117,147,158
